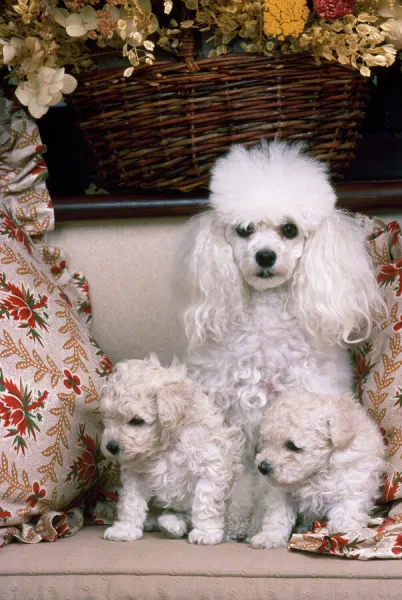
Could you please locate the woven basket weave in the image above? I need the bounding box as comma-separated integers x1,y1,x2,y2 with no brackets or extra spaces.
68,50,368,192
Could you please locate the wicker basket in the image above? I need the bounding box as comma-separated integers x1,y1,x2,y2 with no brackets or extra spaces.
68,46,369,192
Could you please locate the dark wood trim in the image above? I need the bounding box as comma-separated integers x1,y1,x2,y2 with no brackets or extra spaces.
52,195,209,221
336,181,402,212
52,181,402,222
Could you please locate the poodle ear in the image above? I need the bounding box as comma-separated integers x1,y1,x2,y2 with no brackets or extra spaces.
174,210,246,349
291,210,384,345
328,396,357,450
156,381,192,429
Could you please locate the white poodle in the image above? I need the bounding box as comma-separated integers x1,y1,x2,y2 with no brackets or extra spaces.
100,354,242,545
251,390,385,549
174,140,384,538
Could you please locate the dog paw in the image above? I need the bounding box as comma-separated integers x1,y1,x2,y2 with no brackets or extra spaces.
158,514,188,539
326,519,366,534
104,524,143,542
250,531,287,549
188,528,224,545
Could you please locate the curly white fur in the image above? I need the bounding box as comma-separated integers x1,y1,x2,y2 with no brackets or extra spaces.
251,391,385,549
174,140,385,539
100,354,242,545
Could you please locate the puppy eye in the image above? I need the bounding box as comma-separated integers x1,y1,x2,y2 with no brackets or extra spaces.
285,440,303,452
236,224,255,238
281,223,298,239
128,417,145,426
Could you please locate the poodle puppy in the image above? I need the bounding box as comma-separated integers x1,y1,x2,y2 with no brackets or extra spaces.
100,354,242,545
251,391,385,549
174,140,384,538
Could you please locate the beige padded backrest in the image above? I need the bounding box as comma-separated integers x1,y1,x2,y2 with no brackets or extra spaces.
48,217,188,364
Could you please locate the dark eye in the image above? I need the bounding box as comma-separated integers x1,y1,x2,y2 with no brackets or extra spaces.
285,440,303,452
281,223,298,239
128,417,145,426
236,224,255,238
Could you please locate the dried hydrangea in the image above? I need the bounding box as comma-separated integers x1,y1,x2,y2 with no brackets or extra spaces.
53,6,100,38
298,12,397,76
15,66,77,118
184,0,268,56
0,0,162,116
378,1,402,49
0,0,400,118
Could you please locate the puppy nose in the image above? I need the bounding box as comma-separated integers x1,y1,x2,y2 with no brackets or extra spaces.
255,250,276,268
258,460,273,476
106,441,120,455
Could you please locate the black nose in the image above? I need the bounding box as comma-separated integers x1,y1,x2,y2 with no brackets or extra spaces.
258,460,273,476
106,441,120,455
255,250,276,268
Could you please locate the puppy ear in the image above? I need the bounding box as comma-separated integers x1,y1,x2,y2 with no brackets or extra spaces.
147,352,161,367
174,210,246,349
292,210,384,345
328,396,357,450
109,360,129,384
157,381,192,429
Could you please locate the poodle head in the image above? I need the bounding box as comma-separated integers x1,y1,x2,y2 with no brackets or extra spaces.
255,391,360,487
210,140,335,292
176,140,383,348
100,354,192,463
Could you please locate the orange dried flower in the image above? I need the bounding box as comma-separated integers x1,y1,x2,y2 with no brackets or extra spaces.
264,0,309,40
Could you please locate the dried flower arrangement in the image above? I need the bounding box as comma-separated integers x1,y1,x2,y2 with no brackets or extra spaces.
0,0,400,118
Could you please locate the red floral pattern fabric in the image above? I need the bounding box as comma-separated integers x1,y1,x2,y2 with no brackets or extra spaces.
354,218,402,504
0,99,118,548
289,515,402,559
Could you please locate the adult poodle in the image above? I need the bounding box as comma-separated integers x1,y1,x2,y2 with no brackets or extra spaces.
174,140,384,538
